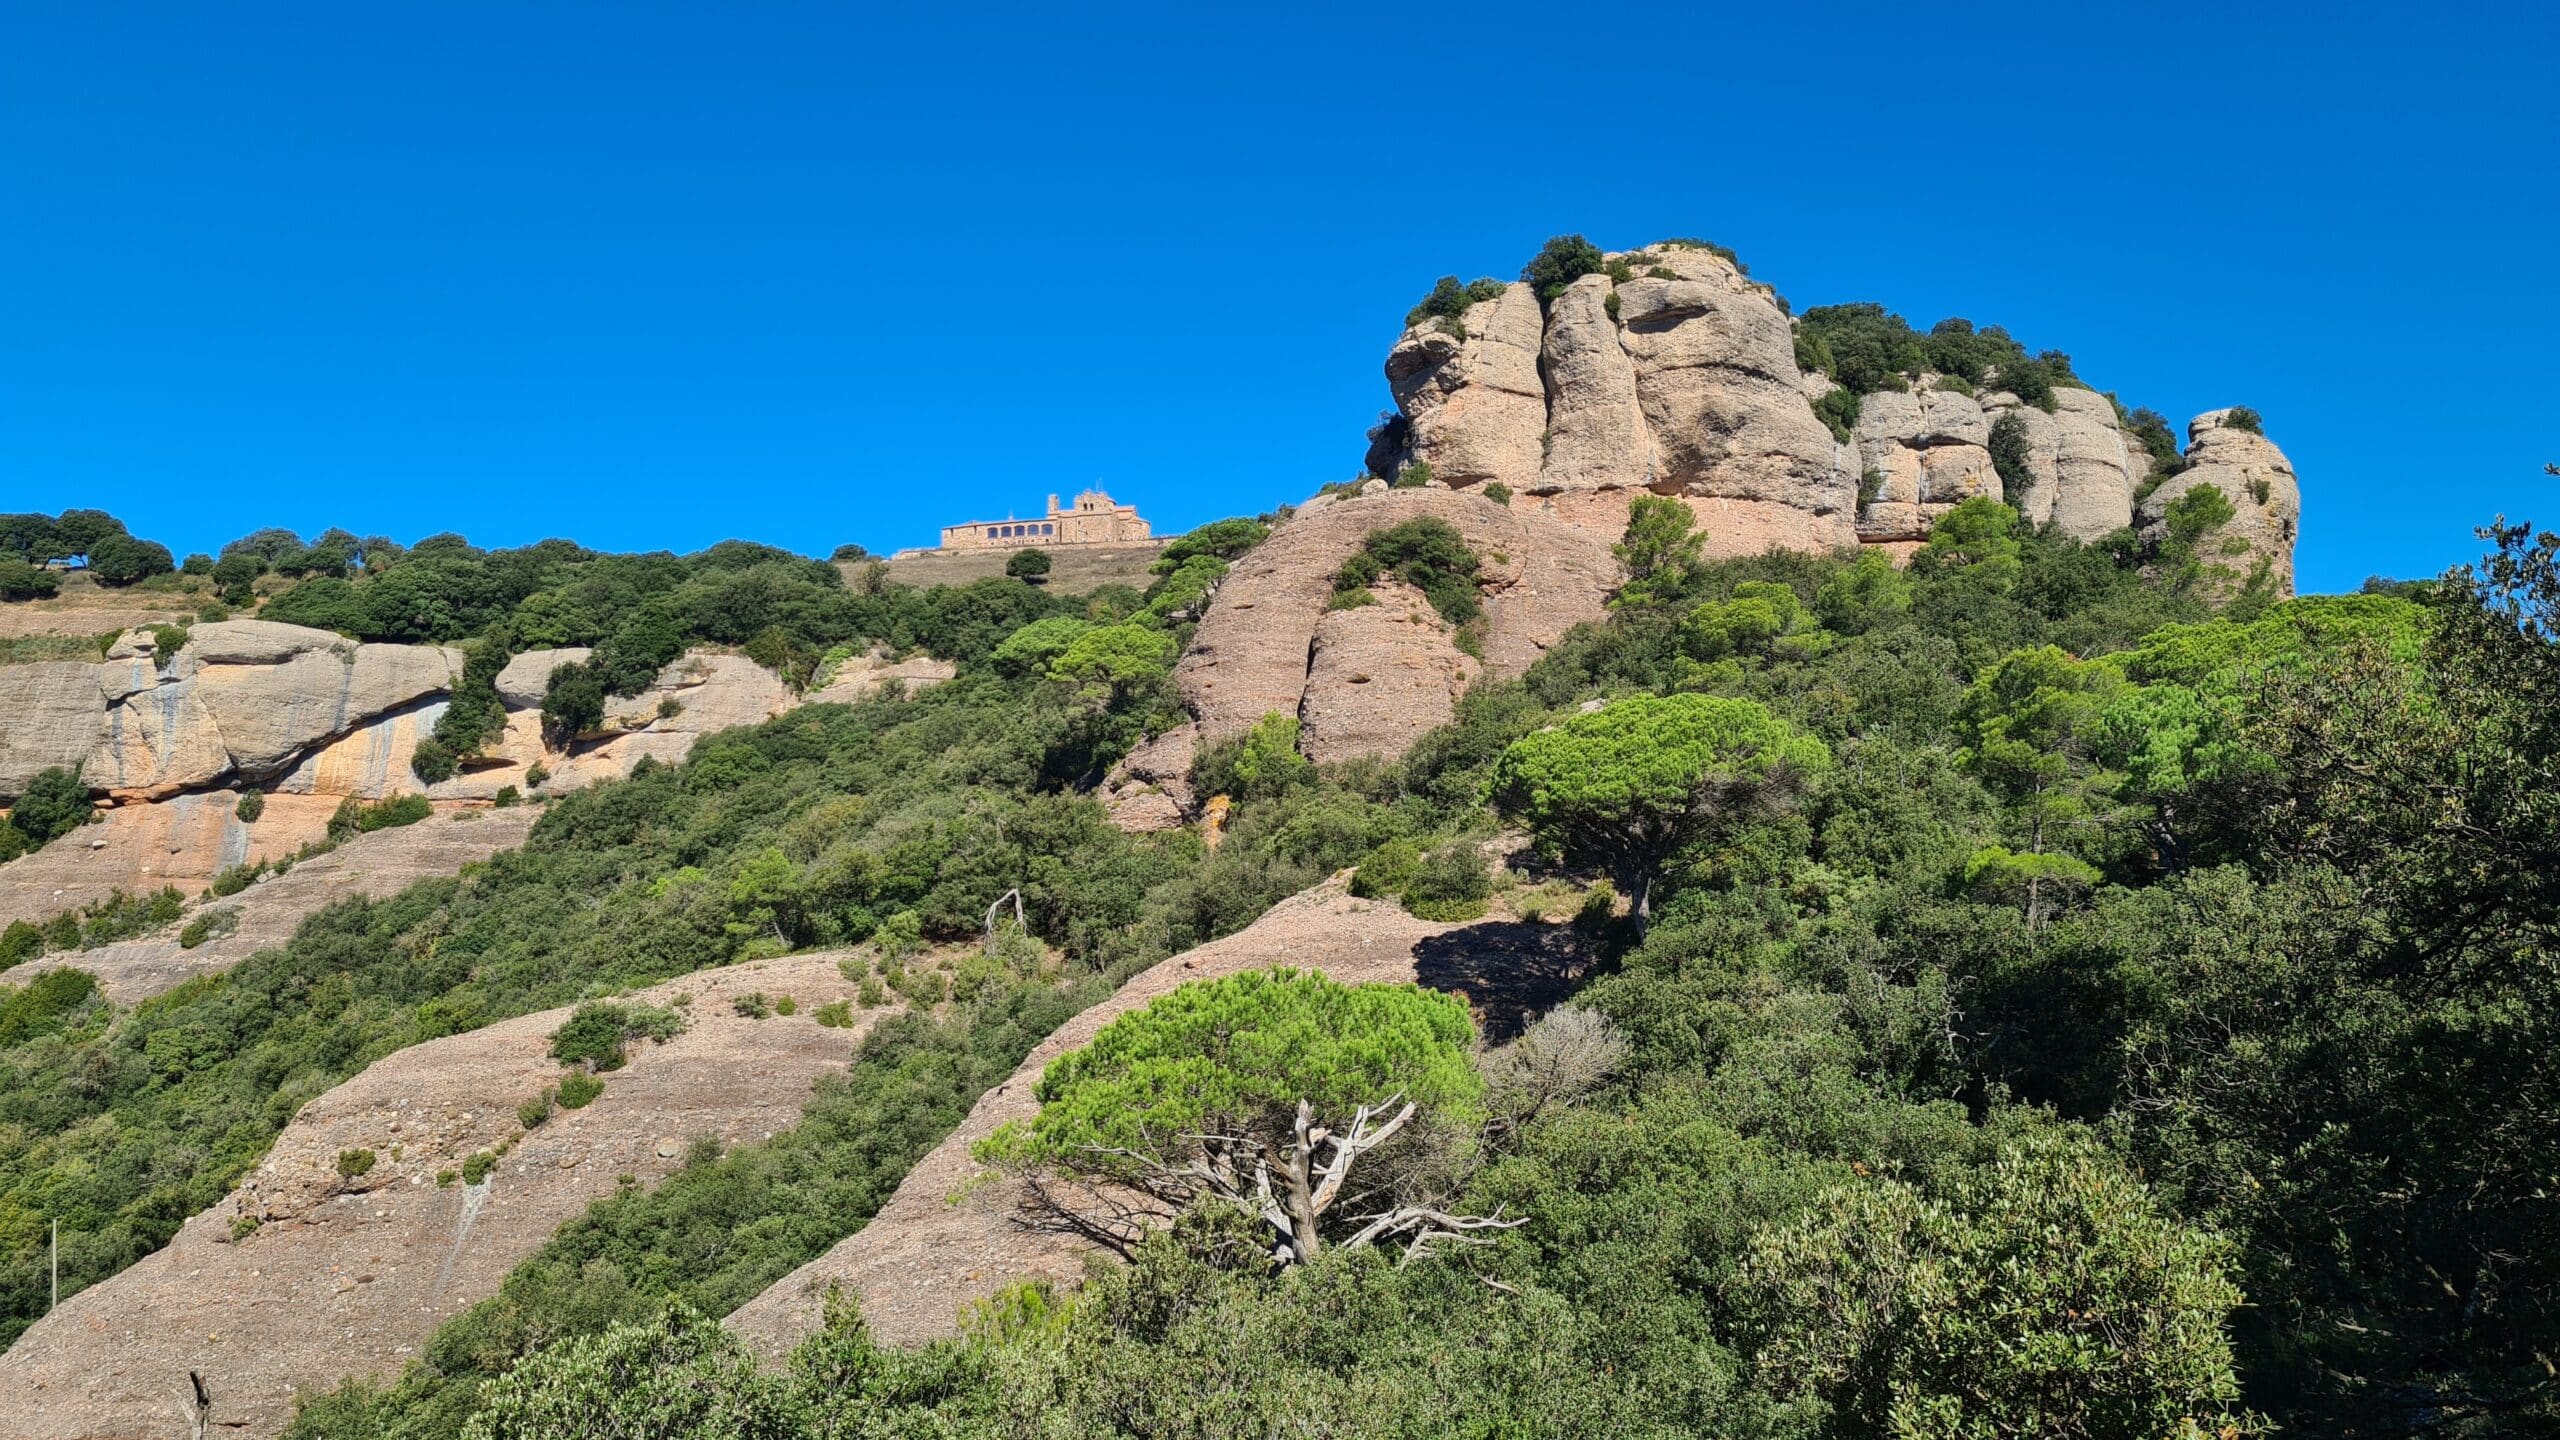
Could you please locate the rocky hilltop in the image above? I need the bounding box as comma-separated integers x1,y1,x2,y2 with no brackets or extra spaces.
1365,239,2299,579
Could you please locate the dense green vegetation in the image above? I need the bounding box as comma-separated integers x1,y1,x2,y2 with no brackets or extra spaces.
1795,304,2077,411
7,477,2553,1438
0,509,175,585
307,497,2559,1438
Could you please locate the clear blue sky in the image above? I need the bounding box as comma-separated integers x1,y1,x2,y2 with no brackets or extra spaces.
3,3,2552,593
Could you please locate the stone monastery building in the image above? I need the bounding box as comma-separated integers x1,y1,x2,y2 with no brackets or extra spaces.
939,490,1151,551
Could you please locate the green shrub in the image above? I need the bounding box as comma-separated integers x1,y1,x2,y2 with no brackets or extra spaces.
518,1089,556,1129
1604,290,1622,321
2163,484,2238,545
493,785,521,808
556,1071,604,1109
1005,548,1052,581
335,1148,377,1181
2223,405,2264,434
0,557,60,601
410,736,459,785
1405,275,1509,326
1393,461,1434,489
147,622,191,663
1400,842,1490,922
551,1001,685,1071
232,788,264,823
1521,234,1604,300
1482,482,1512,507
1350,837,1423,900
1988,410,2036,496
814,1000,854,1028
460,1151,497,1184
1932,373,1975,397
208,859,266,897
1191,713,1313,802
178,907,240,950
6,767,91,847
1812,388,1860,444
733,992,772,1019
524,761,551,789
1332,518,1484,627
1858,468,1887,510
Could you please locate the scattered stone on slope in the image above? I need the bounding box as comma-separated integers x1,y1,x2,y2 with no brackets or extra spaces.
2138,409,2303,596
0,805,541,1003
0,952,887,1440
1177,487,1616,756
727,877,1590,1358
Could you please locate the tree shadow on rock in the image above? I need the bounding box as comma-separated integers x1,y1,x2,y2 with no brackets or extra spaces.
1410,921,1594,1042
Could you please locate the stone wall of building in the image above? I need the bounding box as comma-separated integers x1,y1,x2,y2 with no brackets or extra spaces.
939,489,1150,550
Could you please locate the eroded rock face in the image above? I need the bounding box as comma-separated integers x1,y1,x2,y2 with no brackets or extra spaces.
1374,244,1851,558
0,952,887,1440
2139,409,2303,596
1381,281,1548,489
805,647,958,706
1853,384,2000,543
1297,582,1482,766
1370,243,2191,560
1177,488,1617,761
1099,723,1199,834
0,621,462,800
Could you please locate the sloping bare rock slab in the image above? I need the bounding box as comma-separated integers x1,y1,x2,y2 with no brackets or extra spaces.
0,791,345,929
1178,489,1616,749
0,952,886,1440
0,805,541,1004
728,880,1589,1358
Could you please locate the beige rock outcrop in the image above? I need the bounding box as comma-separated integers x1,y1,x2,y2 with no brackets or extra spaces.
1297,582,1481,765
1374,244,1853,559
493,647,591,707
1177,488,1616,761
0,952,887,1440
1368,242,2207,562
2138,409,2302,596
1380,281,1548,491
0,806,541,1001
1099,723,1199,833
805,648,958,706
1853,384,2001,543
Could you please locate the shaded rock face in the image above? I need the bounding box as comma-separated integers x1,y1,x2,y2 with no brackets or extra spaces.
1176,488,1617,763
2139,409,2303,596
0,952,887,1440
1376,244,1854,558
